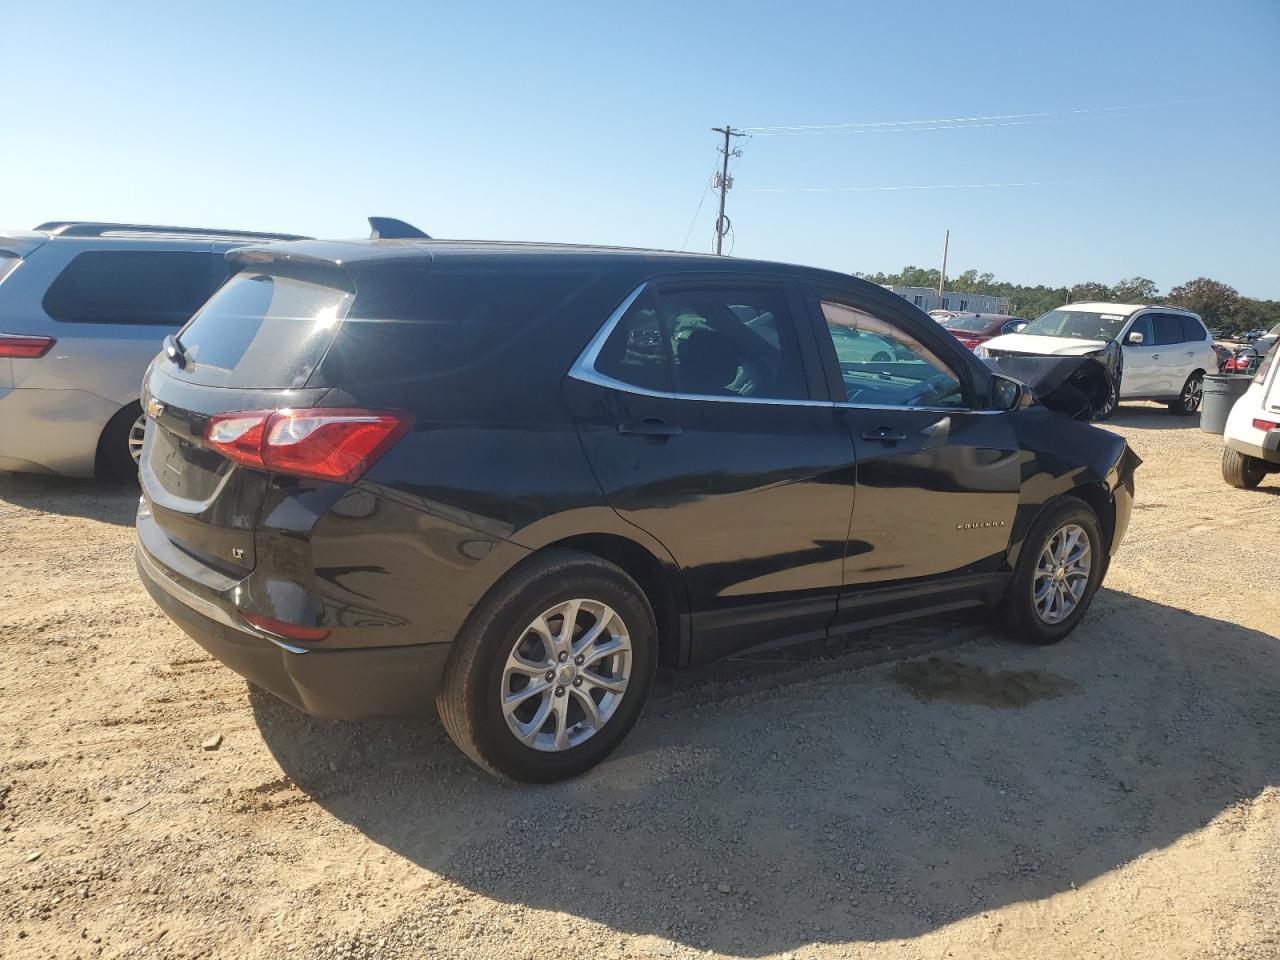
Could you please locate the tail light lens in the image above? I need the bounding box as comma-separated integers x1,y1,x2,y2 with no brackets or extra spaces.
1252,418,1279,432
241,611,330,642
204,408,412,483
0,334,56,358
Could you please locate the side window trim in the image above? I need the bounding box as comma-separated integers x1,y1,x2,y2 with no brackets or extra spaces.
570,277,831,406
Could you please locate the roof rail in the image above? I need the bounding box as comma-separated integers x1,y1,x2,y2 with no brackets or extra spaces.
33,221,310,242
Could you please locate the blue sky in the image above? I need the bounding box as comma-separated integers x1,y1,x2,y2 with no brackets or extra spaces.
3,0,1278,297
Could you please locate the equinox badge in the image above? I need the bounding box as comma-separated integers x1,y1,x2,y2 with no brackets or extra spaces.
956,520,1007,530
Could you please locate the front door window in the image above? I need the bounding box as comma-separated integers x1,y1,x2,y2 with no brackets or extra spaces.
820,300,966,408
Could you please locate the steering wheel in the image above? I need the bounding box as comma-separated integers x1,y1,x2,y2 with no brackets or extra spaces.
905,372,957,406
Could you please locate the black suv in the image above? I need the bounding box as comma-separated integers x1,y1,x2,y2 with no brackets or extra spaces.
136,240,1138,782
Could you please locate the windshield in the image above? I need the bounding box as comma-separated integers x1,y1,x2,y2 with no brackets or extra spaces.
1020,309,1129,342
940,314,991,333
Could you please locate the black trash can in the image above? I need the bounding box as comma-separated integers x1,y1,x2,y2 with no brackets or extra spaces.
1200,374,1253,434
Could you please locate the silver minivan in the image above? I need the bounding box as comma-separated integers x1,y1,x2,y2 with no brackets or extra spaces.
0,222,304,478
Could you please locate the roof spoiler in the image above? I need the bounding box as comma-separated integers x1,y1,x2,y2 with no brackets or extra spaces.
368,217,431,240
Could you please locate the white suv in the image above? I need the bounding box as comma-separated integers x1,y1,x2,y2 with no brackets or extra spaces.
975,302,1218,418
1222,345,1279,488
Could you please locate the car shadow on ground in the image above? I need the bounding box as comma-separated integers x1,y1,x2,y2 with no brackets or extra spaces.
0,472,138,526
249,590,1278,955
1107,404,1205,430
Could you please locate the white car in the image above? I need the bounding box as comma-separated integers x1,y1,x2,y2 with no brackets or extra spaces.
975,302,1218,418
1222,345,1280,489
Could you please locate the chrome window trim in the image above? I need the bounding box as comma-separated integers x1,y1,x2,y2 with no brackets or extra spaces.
568,282,1003,415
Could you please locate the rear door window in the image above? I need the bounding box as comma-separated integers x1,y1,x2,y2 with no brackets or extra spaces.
658,283,808,400
1178,315,1207,341
42,250,227,326
171,271,354,389
594,291,673,393
1152,314,1185,346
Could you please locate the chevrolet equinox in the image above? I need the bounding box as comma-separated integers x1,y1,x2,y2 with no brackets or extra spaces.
135,240,1139,782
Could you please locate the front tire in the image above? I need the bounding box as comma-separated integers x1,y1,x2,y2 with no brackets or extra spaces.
436,550,657,782
1222,447,1267,489
1168,372,1203,416
1091,381,1118,421
998,499,1105,645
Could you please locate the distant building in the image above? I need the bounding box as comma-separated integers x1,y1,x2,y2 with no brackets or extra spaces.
883,285,1012,316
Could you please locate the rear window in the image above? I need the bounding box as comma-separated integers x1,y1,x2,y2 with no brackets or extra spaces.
172,271,354,389
940,315,990,333
311,265,597,388
42,250,227,325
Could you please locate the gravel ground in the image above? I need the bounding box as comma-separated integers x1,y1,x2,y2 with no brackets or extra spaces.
1,404,1277,960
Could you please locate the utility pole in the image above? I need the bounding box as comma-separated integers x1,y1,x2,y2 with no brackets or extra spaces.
711,125,745,255
937,229,950,308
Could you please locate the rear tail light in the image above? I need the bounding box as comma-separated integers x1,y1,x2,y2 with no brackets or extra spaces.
241,611,330,642
1252,418,1279,432
204,408,412,483
0,334,56,358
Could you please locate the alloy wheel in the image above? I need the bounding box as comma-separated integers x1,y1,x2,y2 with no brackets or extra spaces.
1183,376,1203,412
1095,386,1117,420
128,414,147,465
500,598,632,752
1033,523,1091,625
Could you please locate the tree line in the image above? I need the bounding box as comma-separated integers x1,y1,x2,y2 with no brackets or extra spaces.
856,267,1280,336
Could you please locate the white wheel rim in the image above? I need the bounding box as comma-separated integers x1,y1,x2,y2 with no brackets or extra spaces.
1032,523,1091,625
500,599,632,752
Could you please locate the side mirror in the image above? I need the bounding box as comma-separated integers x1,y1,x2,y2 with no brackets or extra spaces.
1126,331,1144,345
990,374,1025,411
1005,321,1027,335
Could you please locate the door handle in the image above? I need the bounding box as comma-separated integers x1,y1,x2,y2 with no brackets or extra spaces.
618,417,682,439
1152,353,1161,359
861,425,907,442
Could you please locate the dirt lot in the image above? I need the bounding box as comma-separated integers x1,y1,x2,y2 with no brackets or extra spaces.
2,406,1278,960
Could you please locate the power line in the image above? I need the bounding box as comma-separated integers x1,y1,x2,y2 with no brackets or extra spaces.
740,176,1120,194
742,98,1206,136
680,155,721,251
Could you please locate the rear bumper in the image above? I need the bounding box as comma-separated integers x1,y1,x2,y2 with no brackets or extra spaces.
137,543,449,719
0,386,121,477
1224,388,1280,464
1225,432,1280,465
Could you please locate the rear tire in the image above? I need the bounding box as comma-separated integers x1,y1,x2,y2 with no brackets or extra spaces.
1168,372,1203,416
998,498,1105,645
436,549,657,783
96,402,145,481
1222,447,1267,489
